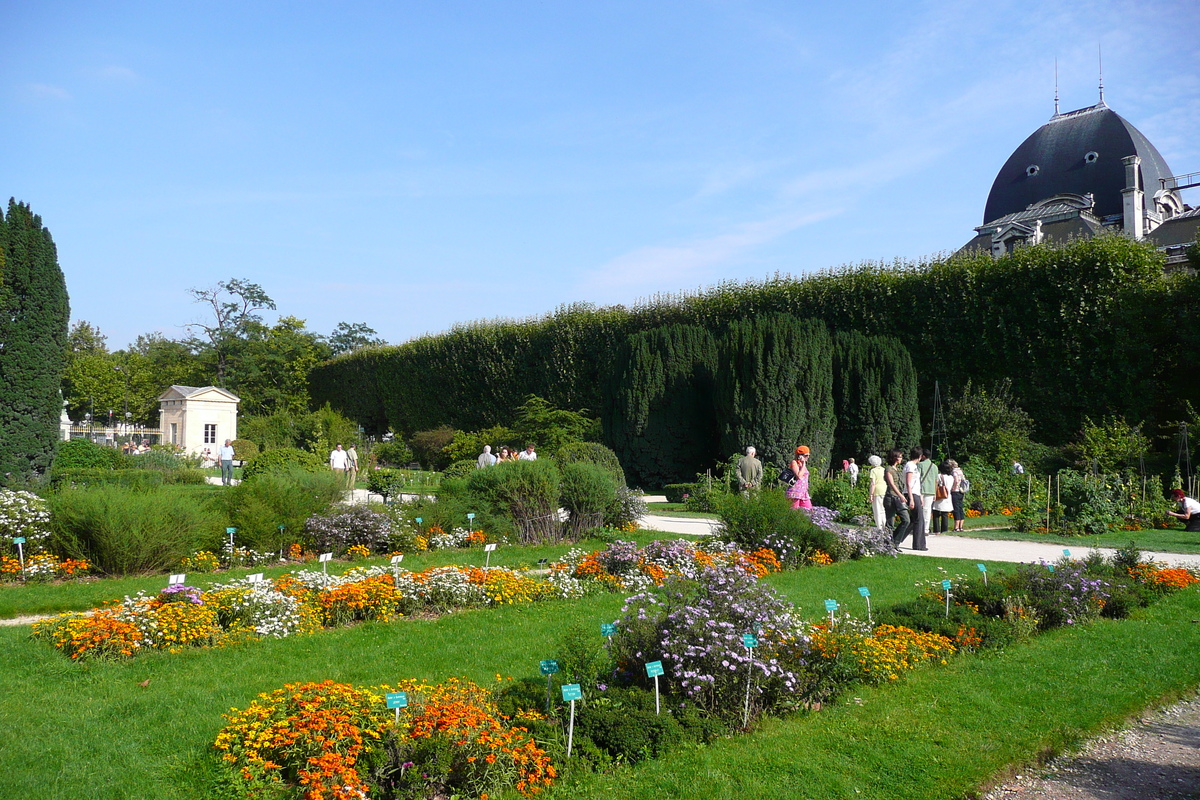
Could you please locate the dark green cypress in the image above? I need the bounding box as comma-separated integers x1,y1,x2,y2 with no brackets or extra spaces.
832,330,921,461
0,200,71,481
716,314,835,474
602,324,720,488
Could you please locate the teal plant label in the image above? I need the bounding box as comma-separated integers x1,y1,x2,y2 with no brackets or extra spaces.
467,513,476,520
645,660,664,678
858,586,870,597
600,623,617,637
277,524,285,532
824,599,838,612
415,517,423,525
561,684,582,702
226,527,236,535
977,563,987,572
941,579,952,591
539,659,559,675
11,537,25,545
1048,565,1055,572
742,633,758,648
1063,549,1071,557
386,691,408,709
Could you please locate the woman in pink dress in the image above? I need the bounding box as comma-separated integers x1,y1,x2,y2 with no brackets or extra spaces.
786,445,813,509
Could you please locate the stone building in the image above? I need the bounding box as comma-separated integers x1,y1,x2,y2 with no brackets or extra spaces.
961,96,1198,265
157,385,240,455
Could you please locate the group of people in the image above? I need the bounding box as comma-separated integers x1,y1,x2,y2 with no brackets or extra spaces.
735,445,815,509
329,444,360,487
475,444,538,467
871,448,968,551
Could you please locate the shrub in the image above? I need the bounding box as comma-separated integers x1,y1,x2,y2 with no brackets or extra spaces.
240,447,327,480
810,473,870,521
442,459,478,480
372,439,414,466
715,488,838,567
53,440,122,471
576,693,684,764
126,444,202,471
226,468,344,552
1005,561,1110,629
49,468,165,492
48,486,219,575
366,468,407,502
606,485,647,529
229,438,259,461
304,505,394,554
557,441,626,485
560,462,617,539
466,459,562,543
409,426,457,470
662,483,692,504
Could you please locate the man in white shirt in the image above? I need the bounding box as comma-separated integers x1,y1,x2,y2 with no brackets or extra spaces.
330,444,350,486
477,445,498,468
847,458,859,486
218,439,236,486
903,447,927,550
518,443,537,461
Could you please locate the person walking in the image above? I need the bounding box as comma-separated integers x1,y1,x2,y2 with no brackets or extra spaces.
477,445,498,468
847,458,860,487
346,444,359,486
218,439,236,486
737,446,763,493
904,447,927,550
867,455,886,528
884,449,911,546
918,448,938,536
330,444,350,486
785,446,813,510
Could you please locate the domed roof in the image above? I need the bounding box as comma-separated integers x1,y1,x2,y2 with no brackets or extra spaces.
983,103,1175,224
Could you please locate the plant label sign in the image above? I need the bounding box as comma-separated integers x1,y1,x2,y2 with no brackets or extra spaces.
742,633,758,649
247,573,264,583
539,659,559,675
601,623,617,637
415,517,423,525
467,513,476,521
561,684,582,702
941,579,952,591
645,661,664,678
858,586,870,597
319,553,333,562
385,691,408,709
484,543,497,552
169,574,186,586
390,555,404,565
226,527,236,535
977,563,987,572
11,537,25,545
1048,565,1055,572
1063,549,1071,557
824,599,839,612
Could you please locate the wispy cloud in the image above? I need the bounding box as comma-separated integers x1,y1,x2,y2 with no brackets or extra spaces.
581,207,840,293
25,83,71,101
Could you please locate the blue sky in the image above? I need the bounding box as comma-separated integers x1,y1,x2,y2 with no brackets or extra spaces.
4,0,1198,349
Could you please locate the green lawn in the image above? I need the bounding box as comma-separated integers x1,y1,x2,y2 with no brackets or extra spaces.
1,554,1197,799
952,524,1200,555
644,502,721,518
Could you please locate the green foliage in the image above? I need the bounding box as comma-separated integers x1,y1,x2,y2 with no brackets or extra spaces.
48,486,220,575
464,459,562,543
225,468,344,552
1073,416,1150,473
371,439,414,467
717,314,836,474
551,441,626,486
229,438,259,461
409,426,457,470
441,425,518,463
831,330,921,460
365,468,438,502
511,394,600,456
560,462,617,539
442,459,478,480
715,488,838,567
662,484,691,503
944,379,1034,468
53,440,123,471
554,621,614,689
0,200,70,482
240,447,327,481
575,690,685,764
810,473,870,521
49,468,165,492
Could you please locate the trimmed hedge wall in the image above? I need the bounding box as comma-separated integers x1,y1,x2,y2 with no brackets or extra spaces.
310,237,1199,484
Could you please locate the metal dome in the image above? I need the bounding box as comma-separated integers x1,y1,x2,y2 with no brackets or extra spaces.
983,103,1176,224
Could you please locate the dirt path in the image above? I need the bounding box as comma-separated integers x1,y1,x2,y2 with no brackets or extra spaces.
983,695,1200,799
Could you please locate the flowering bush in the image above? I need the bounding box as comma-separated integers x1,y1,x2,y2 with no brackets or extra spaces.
0,489,52,552
1,552,91,582
1007,561,1110,629
611,565,810,721
32,610,145,660
181,550,221,573
207,578,319,639
214,677,555,800
305,505,394,555
809,619,955,685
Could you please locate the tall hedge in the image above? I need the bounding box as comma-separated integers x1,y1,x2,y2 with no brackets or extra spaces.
0,200,70,481
603,324,720,488
310,237,1195,473
832,330,921,461
717,314,834,473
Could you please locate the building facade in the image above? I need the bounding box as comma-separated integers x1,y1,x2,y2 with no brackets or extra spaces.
157,385,240,455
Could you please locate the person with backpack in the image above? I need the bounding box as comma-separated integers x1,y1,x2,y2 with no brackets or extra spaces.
948,459,968,532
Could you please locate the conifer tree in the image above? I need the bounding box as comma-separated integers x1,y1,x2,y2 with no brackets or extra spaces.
832,330,921,460
716,314,835,474
0,200,71,481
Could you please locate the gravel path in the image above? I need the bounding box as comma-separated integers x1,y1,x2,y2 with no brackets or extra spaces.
983,695,1200,800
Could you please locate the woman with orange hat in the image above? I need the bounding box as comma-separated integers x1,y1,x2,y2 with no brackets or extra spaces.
785,445,813,510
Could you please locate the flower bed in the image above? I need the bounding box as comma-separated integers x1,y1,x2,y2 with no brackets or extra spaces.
214,677,554,800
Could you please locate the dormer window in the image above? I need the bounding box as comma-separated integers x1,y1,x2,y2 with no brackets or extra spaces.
1026,165,1040,177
